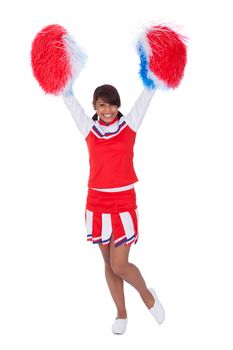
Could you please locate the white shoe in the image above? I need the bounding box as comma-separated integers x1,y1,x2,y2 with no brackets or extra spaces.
149,288,165,324
112,318,128,334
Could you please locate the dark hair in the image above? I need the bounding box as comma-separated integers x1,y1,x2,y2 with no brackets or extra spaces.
92,84,123,121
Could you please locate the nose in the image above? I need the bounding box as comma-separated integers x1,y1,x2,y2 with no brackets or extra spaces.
105,104,112,112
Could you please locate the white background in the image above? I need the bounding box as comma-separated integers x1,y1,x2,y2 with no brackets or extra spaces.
0,0,233,348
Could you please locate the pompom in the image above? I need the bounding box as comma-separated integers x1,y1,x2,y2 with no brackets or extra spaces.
136,24,188,90
31,24,87,95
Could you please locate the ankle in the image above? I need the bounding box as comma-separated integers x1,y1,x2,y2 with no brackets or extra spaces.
140,288,155,309
117,311,127,319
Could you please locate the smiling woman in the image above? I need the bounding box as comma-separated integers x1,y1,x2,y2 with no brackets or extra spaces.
31,22,181,335
62,81,165,334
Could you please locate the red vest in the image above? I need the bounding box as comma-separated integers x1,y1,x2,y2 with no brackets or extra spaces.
86,124,138,188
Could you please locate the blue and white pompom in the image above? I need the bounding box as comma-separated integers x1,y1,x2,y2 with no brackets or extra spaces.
136,24,188,90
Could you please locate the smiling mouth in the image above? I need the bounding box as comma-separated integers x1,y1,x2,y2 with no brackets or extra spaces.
103,114,113,118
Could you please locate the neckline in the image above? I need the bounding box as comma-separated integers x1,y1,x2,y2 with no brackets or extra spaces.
98,117,118,126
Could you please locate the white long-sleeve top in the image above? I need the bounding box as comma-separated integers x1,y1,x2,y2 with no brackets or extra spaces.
62,88,155,191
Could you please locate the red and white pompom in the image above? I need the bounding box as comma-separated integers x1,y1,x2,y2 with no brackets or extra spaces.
31,24,87,95
136,24,188,89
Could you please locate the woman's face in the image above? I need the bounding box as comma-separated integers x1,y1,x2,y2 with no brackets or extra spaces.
94,98,119,123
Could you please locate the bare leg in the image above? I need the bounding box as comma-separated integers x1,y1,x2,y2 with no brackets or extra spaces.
98,237,127,319
109,239,155,309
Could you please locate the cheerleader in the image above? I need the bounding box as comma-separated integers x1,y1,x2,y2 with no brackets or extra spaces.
62,84,165,334
31,21,188,335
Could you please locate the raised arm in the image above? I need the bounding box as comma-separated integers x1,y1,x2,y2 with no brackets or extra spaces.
125,87,156,132
62,92,94,139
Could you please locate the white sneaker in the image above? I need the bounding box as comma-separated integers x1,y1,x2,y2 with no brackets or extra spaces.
112,318,128,334
149,288,165,324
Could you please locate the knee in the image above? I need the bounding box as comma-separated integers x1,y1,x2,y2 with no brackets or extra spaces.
104,259,112,271
110,260,128,277
101,254,111,271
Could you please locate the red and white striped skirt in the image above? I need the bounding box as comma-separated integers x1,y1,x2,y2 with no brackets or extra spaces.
85,188,139,247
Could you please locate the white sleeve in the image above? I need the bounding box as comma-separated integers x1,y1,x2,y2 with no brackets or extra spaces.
125,88,156,132
62,94,94,138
